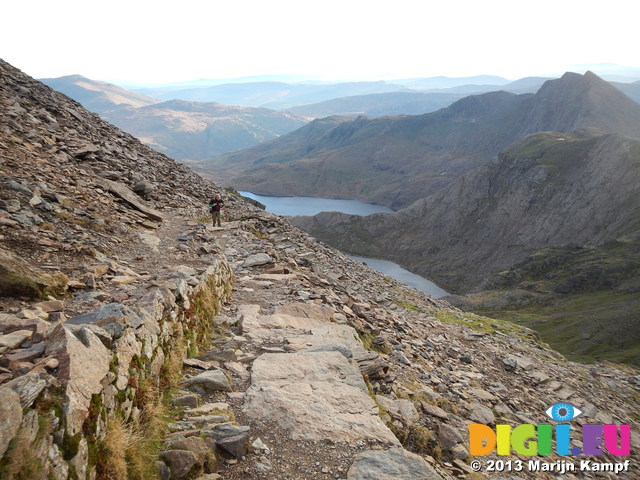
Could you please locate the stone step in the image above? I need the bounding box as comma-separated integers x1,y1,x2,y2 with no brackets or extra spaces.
244,350,399,446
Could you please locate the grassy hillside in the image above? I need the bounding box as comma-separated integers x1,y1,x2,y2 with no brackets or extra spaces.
451,235,640,365
41,74,158,111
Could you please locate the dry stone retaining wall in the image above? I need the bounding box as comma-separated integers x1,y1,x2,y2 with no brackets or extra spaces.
0,255,233,479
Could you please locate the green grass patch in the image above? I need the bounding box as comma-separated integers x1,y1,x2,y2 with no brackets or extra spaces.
433,309,537,342
483,290,640,365
470,236,640,366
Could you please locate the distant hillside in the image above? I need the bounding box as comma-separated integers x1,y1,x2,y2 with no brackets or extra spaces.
40,74,158,112
417,77,551,95
611,80,640,103
496,76,553,93
391,74,510,89
41,76,309,161
284,77,552,119
284,91,466,118
102,100,308,160
205,72,640,209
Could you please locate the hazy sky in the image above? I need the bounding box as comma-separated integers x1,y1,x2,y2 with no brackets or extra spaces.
2,0,638,85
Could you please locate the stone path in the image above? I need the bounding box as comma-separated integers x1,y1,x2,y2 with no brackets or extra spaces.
239,302,399,446
169,220,445,480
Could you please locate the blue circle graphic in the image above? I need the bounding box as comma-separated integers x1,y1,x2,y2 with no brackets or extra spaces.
552,403,574,421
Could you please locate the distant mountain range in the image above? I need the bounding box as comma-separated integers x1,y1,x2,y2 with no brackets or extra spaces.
133,80,416,110
41,75,309,161
284,91,467,118
41,73,640,164
132,75,547,110
283,77,558,118
204,72,640,209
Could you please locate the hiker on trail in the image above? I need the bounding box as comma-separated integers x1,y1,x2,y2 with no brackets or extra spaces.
209,193,224,227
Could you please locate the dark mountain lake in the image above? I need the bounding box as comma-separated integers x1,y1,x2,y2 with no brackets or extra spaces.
239,191,450,298
239,191,394,216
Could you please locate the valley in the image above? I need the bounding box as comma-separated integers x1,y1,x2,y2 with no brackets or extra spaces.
33,69,640,367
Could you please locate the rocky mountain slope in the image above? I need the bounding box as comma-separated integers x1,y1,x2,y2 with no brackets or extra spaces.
205,72,640,209
1,59,639,480
41,75,309,162
291,129,640,364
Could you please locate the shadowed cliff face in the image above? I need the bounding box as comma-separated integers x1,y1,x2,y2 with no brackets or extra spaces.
292,130,640,293
207,71,640,209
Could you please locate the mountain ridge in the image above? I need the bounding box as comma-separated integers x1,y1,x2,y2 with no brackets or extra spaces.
206,71,640,209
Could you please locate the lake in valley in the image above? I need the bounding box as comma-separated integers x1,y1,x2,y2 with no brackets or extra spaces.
239,191,450,298
239,191,394,217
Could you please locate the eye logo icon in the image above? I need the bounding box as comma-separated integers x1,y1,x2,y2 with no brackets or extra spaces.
545,403,582,421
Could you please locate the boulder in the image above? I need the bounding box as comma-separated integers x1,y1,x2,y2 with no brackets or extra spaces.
164,436,214,470
347,448,443,480
0,329,32,349
202,423,250,459
469,402,495,425
0,387,23,456
2,371,54,408
67,302,142,328
243,253,272,267
101,179,163,222
45,324,111,435
437,423,464,450
376,396,420,427
159,450,199,480
0,247,67,298
420,402,449,421
180,370,232,394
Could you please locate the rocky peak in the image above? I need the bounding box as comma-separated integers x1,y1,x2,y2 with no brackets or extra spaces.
525,70,640,138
